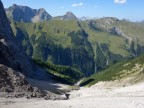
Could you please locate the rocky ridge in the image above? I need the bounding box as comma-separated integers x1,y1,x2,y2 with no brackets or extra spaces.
5,4,52,23
0,1,35,76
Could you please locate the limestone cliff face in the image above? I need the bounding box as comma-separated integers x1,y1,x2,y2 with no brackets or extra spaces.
0,0,40,96
0,0,36,76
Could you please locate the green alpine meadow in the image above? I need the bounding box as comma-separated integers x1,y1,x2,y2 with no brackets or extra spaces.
10,18,144,76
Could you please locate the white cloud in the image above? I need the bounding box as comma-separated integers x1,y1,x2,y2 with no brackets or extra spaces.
114,0,127,4
72,3,83,7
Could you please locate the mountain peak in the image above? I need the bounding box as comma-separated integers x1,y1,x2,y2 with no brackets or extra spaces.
11,4,29,9
5,4,52,23
12,4,18,7
65,11,74,15
63,11,77,20
38,8,45,12
37,8,48,15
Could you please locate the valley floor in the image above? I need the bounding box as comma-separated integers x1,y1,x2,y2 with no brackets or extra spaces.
0,81,144,108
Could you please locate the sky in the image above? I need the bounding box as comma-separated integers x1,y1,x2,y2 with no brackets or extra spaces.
1,0,144,21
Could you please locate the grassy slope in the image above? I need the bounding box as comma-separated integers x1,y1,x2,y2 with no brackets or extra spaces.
95,18,144,41
11,20,80,48
79,21,130,58
33,59,85,85
10,18,144,75
80,54,144,86
11,18,144,51
11,19,133,59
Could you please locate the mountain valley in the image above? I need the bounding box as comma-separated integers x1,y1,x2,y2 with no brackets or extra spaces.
6,4,144,76
0,1,144,108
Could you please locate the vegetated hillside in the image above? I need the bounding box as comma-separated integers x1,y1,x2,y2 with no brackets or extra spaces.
34,59,84,85
80,54,144,87
11,20,95,76
10,17,144,76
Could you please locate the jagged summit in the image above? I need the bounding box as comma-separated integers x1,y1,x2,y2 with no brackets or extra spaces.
11,4,17,7
63,11,77,20
65,11,75,16
53,11,77,20
5,4,52,23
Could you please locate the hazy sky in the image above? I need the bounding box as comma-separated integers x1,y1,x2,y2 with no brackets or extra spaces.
1,0,144,21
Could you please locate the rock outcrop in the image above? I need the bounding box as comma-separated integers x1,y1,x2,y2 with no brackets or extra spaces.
0,0,37,76
0,64,66,100
0,64,44,98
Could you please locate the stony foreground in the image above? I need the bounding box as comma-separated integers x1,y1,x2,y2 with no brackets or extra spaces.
1,82,144,108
